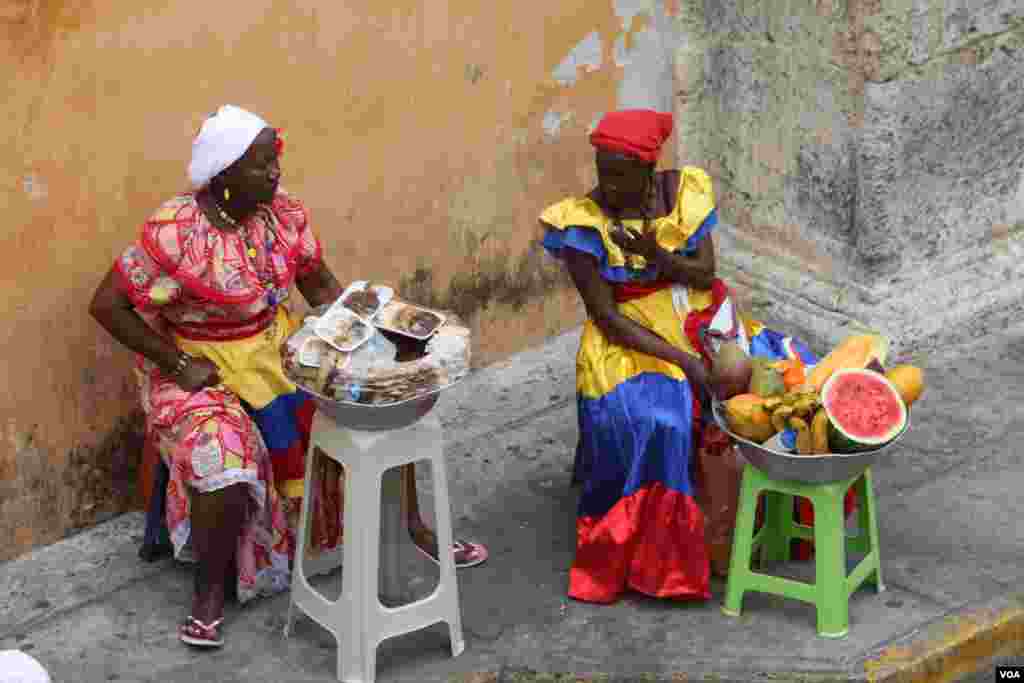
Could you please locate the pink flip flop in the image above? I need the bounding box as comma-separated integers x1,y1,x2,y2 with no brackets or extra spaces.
416,539,489,569
180,617,224,648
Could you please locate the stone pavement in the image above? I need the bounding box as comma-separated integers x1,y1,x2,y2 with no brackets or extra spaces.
1,325,1023,682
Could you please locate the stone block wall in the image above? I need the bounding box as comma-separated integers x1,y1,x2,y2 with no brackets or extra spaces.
676,0,1024,359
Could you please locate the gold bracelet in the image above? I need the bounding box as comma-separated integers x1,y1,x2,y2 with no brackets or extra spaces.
170,352,191,377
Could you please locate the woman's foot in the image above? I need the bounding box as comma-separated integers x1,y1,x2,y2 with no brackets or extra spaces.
180,617,224,648
190,573,226,637
409,526,488,569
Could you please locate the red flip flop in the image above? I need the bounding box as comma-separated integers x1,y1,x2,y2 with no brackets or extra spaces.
180,617,224,648
415,539,489,569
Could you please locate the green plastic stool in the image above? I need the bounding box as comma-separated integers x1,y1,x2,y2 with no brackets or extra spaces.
720,463,884,638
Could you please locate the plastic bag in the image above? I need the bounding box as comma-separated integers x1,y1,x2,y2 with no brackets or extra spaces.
347,329,398,376
694,421,746,577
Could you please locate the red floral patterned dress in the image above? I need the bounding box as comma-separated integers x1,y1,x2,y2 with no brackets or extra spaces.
115,189,340,603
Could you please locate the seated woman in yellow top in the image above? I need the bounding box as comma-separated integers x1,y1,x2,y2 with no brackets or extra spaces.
540,109,825,604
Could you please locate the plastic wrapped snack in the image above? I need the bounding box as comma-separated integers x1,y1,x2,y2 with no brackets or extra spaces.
282,299,471,407
373,298,446,340
337,280,394,319
313,306,373,353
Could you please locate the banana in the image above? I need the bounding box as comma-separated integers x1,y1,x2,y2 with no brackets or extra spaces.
811,407,830,455
771,405,794,433
790,416,813,455
792,396,818,418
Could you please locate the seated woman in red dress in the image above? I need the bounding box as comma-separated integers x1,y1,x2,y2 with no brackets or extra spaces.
89,105,486,648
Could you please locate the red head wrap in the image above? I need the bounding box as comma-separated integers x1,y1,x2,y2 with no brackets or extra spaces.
589,109,674,163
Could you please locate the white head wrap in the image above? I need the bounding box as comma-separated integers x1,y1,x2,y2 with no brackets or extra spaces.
0,651,51,683
187,104,270,190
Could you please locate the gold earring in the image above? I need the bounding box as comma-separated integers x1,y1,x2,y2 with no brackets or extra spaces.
223,187,230,201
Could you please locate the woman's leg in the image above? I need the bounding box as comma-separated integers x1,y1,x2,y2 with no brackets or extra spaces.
403,463,486,566
404,463,435,552
188,483,248,624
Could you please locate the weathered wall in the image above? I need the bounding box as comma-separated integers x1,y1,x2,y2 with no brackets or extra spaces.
678,0,1024,358
0,0,682,560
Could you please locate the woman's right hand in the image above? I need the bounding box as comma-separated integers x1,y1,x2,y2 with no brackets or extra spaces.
676,353,718,408
175,357,222,393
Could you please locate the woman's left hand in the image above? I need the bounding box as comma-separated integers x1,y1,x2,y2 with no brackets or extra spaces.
610,224,660,261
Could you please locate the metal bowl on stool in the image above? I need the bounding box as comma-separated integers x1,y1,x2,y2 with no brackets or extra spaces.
303,388,441,432
300,328,449,432
710,400,911,484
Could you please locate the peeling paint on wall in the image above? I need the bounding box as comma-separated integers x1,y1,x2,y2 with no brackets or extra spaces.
614,0,651,29
1,0,698,561
551,30,603,85
22,173,47,201
542,110,572,138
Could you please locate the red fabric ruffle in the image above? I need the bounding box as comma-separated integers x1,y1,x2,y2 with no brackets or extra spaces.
569,482,711,604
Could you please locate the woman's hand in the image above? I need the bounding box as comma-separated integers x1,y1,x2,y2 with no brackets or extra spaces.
609,223,660,261
175,357,222,393
676,352,718,409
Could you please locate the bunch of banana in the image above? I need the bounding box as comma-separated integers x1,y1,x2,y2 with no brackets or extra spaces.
763,390,832,455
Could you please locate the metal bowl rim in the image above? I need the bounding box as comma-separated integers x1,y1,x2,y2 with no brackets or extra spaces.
710,400,911,460
296,375,463,409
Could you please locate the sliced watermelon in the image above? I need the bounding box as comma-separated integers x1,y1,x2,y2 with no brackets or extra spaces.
821,368,907,453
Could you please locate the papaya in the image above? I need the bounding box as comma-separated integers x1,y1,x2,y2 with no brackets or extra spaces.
806,333,890,392
724,393,775,443
749,357,786,397
885,364,924,407
811,407,829,454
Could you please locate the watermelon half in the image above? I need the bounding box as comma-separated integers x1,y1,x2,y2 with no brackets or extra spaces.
821,368,907,453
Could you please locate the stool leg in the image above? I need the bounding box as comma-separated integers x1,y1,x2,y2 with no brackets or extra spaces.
285,439,321,639
848,475,868,555
812,488,849,638
760,491,793,568
431,455,465,657
722,464,760,617
379,466,406,606
338,463,379,683
861,469,884,592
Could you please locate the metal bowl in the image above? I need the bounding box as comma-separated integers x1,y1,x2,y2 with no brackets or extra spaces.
710,400,911,484
302,387,442,432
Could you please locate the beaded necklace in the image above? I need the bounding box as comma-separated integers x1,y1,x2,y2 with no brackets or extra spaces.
210,193,280,305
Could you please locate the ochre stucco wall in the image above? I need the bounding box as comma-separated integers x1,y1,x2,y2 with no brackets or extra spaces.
1,0,680,560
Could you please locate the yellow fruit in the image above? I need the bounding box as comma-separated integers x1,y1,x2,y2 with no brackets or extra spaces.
771,405,794,433
811,408,829,454
792,397,818,418
724,393,775,442
790,416,813,455
807,334,890,392
885,365,924,407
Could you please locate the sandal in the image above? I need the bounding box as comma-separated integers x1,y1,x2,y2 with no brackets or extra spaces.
180,617,224,648
415,539,489,569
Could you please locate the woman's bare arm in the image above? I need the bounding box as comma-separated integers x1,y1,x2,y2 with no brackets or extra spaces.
561,244,709,385
89,266,183,374
650,234,716,290
295,261,344,309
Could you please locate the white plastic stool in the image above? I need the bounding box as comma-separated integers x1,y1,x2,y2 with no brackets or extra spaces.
284,411,465,683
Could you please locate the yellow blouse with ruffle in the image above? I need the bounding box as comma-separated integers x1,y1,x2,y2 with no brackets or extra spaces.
539,166,716,273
